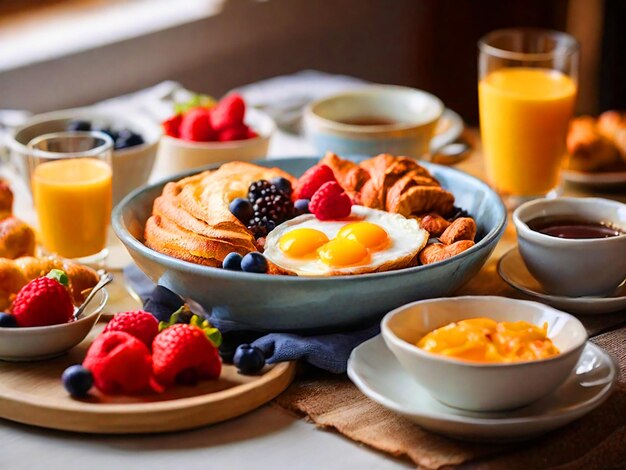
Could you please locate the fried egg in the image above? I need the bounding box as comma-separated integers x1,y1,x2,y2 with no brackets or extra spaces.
263,205,429,276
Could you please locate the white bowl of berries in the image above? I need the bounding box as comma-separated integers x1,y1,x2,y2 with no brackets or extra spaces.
153,93,275,178
0,270,109,361
7,107,161,204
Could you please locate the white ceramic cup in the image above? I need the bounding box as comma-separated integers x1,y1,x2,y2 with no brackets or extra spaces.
303,85,444,158
513,197,626,297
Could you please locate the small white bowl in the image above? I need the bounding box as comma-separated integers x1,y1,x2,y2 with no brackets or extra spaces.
153,107,275,177
7,108,161,204
381,296,587,412
303,85,443,158
0,288,108,361
513,197,626,297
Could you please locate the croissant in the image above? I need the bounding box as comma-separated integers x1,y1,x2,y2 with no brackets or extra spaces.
0,180,36,259
597,111,626,162
320,153,455,217
567,116,621,172
0,256,99,311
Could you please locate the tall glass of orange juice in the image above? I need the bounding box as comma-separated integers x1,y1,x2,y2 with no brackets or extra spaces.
478,29,578,207
28,131,113,266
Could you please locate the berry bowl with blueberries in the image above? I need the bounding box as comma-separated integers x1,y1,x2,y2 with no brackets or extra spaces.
7,107,161,203
113,155,507,332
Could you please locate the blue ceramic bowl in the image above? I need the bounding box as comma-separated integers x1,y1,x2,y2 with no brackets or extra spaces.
112,157,506,331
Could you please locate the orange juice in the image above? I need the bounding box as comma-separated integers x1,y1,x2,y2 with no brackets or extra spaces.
479,68,576,196
33,158,112,258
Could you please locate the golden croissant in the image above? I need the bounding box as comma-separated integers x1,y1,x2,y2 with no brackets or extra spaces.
567,116,621,172
320,152,455,217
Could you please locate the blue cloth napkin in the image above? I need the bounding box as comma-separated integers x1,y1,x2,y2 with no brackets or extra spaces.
123,264,379,373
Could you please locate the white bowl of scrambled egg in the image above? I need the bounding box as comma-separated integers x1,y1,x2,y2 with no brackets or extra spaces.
381,296,587,411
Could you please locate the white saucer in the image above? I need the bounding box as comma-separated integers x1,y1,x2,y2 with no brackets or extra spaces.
563,168,626,187
430,108,464,153
498,247,626,315
348,335,616,442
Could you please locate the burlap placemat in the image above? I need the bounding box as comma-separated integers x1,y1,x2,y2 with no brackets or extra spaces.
275,327,625,470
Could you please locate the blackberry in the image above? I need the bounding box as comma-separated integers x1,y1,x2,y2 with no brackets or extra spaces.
246,179,294,238
247,216,276,239
252,192,293,222
247,180,273,201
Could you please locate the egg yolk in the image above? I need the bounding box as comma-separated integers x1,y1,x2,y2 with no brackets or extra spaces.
337,222,388,249
317,239,369,267
416,318,559,363
279,228,329,258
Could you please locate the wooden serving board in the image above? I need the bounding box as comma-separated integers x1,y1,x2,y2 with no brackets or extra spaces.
0,326,296,434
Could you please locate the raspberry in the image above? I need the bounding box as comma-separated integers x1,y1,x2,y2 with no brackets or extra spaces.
103,311,159,348
152,324,221,386
309,181,352,220
83,332,154,394
179,108,214,142
211,93,245,132
11,276,74,327
293,164,336,200
162,114,182,138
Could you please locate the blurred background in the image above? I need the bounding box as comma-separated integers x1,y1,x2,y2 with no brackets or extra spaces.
0,0,623,123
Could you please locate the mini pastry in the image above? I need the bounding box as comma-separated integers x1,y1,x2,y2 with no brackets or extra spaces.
0,180,36,259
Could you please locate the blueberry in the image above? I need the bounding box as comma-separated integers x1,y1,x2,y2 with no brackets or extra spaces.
219,331,260,364
270,177,292,195
294,198,310,215
0,313,17,328
222,252,243,271
62,365,93,397
241,252,268,273
116,128,133,140
233,344,265,374
67,120,91,132
114,131,144,150
143,285,185,322
94,127,118,142
229,198,254,224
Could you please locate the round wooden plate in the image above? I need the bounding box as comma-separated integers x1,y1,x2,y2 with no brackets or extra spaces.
0,326,296,434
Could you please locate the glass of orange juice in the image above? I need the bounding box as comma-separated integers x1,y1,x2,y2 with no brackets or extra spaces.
478,29,579,208
28,131,113,266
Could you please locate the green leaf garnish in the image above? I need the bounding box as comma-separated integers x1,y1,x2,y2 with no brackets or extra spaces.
47,269,69,287
173,94,216,114
159,306,222,348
